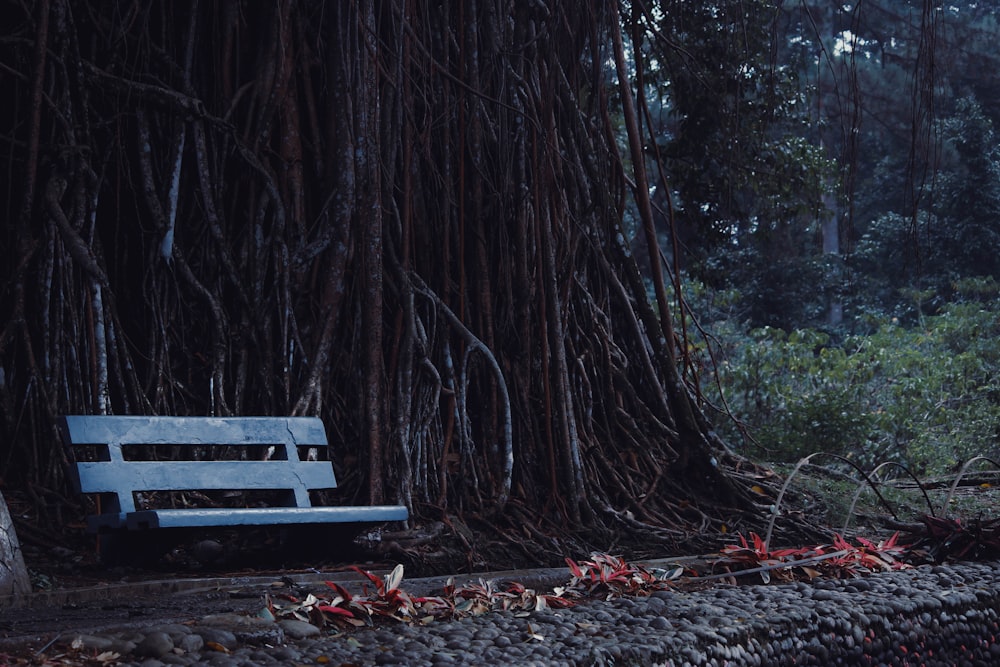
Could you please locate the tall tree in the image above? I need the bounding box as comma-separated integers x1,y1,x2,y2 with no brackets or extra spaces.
0,1,772,565
636,0,832,329
790,1,1000,318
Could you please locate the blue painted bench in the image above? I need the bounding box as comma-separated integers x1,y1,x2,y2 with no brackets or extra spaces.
60,415,407,559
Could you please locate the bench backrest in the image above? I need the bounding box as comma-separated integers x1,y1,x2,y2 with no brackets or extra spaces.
60,415,336,514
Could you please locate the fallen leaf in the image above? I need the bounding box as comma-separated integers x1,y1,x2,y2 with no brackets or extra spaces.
384,563,405,592
95,651,120,664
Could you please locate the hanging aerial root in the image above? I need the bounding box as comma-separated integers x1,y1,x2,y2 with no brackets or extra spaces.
409,272,513,509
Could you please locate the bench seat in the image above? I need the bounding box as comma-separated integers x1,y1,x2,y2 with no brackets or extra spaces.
124,505,410,531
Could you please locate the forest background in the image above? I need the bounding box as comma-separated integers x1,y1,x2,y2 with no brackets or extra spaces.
2,0,999,570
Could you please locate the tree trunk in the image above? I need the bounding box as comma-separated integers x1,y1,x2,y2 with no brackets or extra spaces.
0,493,30,599
822,190,843,327
0,0,758,563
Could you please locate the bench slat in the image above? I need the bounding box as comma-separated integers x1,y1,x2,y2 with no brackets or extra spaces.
61,415,327,447
127,506,410,530
74,460,336,496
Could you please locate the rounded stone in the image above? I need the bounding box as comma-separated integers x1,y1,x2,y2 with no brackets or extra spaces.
177,633,204,653
645,595,667,611
136,659,168,667
70,634,114,651
374,651,407,665
525,644,552,660
133,631,175,658
148,623,193,637
473,627,499,641
203,653,240,666
276,619,320,639
613,598,639,612
194,627,239,650
651,616,671,631
268,645,302,661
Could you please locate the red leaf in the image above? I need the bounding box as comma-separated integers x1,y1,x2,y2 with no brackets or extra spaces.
323,580,354,601
541,595,576,608
319,605,355,617
565,558,584,578
350,566,385,594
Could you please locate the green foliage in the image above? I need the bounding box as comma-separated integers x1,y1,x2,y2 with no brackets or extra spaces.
930,98,1000,279
856,98,1000,313
640,1,830,283
705,247,835,330
700,279,1000,472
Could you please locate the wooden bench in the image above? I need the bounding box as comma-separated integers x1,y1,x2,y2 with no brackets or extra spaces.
60,415,407,560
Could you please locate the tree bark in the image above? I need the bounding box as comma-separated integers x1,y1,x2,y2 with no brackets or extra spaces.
0,493,30,599
357,0,386,505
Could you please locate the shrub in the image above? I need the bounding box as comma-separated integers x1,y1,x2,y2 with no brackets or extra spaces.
697,278,1000,473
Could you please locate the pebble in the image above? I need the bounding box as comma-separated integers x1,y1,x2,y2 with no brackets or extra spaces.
650,615,671,630
192,626,238,650
276,618,320,639
19,560,1000,666
133,631,174,658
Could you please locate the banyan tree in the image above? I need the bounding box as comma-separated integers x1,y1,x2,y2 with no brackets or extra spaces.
0,1,781,566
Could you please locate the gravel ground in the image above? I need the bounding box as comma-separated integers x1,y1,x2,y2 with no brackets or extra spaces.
3,560,1000,666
